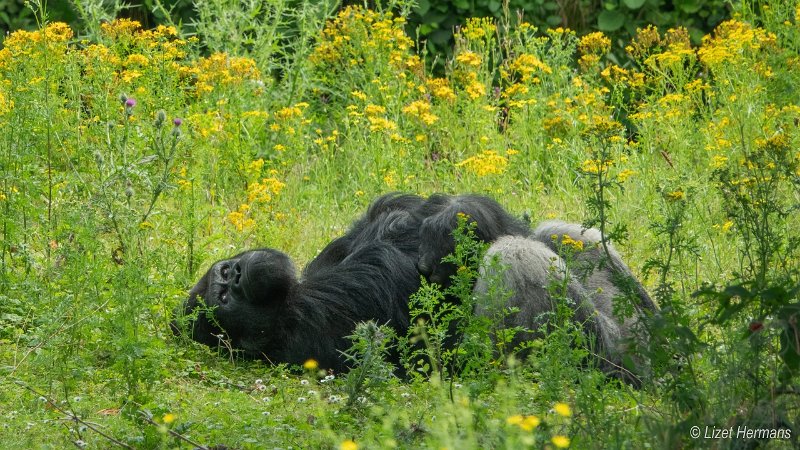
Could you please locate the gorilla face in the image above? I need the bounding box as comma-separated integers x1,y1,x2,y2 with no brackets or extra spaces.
176,249,298,357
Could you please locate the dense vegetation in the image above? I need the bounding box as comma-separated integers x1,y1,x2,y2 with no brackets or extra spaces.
1,0,799,448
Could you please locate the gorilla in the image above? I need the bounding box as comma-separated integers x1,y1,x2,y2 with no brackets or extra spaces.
415,194,530,286
414,194,655,381
175,193,425,371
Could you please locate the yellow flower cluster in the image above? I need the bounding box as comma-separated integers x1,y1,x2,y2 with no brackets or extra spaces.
626,25,661,61
579,32,611,55
274,103,308,120
0,22,73,64
101,18,142,38
427,78,456,102
228,204,255,231
698,19,776,68
460,17,497,41
457,150,509,176
456,51,482,68
310,6,414,71
507,53,552,83
402,100,438,125
247,178,286,203
580,158,613,175
560,235,585,251
666,189,686,202
616,169,636,183
193,53,261,96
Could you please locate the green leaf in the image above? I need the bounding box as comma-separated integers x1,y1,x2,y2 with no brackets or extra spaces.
623,0,646,9
675,0,702,13
546,15,562,27
598,10,626,32
416,0,431,16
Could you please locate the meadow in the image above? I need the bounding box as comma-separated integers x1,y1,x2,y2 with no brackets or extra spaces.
1,0,799,448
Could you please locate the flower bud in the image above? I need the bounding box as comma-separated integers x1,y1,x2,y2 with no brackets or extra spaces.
155,109,167,127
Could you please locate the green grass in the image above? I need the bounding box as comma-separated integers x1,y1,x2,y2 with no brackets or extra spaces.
1,1,799,448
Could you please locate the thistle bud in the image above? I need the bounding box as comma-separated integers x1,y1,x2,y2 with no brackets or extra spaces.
154,109,167,128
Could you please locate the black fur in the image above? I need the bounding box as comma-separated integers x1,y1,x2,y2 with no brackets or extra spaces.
416,194,530,286
177,193,425,371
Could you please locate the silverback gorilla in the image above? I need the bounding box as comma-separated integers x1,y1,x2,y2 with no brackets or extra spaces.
176,193,424,372
177,192,655,380
415,195,656,381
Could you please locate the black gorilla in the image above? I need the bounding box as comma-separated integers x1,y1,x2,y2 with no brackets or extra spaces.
176,193,425,371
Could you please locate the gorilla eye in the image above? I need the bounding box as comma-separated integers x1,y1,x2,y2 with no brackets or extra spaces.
221,264,231,280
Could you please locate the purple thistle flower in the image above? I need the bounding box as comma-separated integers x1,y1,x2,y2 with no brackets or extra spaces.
125,98,137,108
173,117,183,127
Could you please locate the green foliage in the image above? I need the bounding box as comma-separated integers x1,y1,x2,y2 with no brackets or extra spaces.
341,321,397,407
1,0,800,448
400,216,492,380
403,0,731,69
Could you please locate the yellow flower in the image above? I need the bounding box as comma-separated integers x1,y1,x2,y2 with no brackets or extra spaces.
340,440,358,450
124,53,149,67
427,78,456,102
580,159,613,175
507,414,540,431
466,80,486,100
506,414,524,426
101,18,142,38
721,220,734,233
710,155,729,169
403,100,438,125
616,169,636,183
579,32,611,55
364,104,387,116
554,402,572,417
456,51,482,67
560,236,584,251
666,190,685,202
520,415,541,431
162,413,176,424
461,17,496,41
457,150,509,176
303,359,318,370
552,435,570,448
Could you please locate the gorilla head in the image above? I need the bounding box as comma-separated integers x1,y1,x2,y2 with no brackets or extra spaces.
416,194,530,286
178,249,298,358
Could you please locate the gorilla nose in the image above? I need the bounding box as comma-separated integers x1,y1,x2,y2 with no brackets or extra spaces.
230,261,243,289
